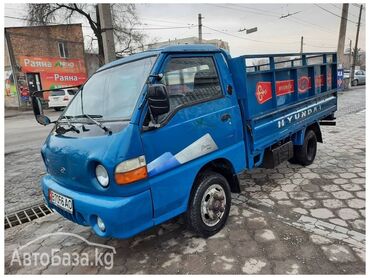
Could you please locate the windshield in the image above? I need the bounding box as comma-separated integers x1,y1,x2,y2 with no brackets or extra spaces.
63,56,157,121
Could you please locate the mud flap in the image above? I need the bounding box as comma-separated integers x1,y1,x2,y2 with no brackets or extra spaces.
262,141,294,169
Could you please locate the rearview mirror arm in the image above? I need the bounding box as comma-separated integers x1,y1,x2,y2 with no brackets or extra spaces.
145,94,161,128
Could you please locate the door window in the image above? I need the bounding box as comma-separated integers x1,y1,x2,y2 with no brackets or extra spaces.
159,56,222,121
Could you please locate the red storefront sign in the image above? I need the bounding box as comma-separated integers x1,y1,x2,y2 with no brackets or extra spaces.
275,80,294,96
298,76,312,93
19,56,86,74
40,72,87,90
255,82,272,104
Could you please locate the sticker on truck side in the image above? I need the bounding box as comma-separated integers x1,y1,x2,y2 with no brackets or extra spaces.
256,75,329,103
147,133,218,177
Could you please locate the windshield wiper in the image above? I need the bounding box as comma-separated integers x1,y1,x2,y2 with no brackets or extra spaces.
72,85,112,135
55,115,80,135
75,114,112,135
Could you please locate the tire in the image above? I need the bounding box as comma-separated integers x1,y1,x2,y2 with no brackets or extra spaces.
186,171,231,238
352,79,358,86
292,129,317,166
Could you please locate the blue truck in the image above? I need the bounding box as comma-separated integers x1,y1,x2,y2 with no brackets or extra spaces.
31,45,337,238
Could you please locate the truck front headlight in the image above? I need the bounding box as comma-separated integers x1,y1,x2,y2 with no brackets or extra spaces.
96,164,109,187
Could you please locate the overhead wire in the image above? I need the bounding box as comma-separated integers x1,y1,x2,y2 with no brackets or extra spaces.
315,4,359,25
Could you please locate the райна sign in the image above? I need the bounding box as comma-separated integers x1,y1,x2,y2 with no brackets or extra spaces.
40,72,87,90
19,56,86,74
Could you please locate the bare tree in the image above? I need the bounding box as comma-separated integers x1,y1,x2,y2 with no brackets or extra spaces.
27,3,146,65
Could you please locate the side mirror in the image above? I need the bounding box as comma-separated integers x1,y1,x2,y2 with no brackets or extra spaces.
147,84,170,119
31,93,51,126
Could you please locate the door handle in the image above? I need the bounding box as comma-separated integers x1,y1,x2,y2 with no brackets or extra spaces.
221,113,231,122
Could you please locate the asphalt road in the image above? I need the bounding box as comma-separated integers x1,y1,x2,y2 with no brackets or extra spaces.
5,109,61,155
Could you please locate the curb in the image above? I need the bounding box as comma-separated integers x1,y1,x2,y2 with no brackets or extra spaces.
5,111,34,119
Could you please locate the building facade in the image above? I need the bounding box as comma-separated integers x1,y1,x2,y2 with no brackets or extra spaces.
5,24,87,108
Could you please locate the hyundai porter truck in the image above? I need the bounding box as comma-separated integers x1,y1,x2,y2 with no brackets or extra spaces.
32,45,337,238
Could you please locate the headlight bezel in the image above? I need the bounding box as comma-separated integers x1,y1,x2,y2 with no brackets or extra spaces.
95,164,109,187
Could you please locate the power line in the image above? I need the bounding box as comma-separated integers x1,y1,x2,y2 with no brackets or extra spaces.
140,17,195,26
5,15,92,28
283,16,334,35
132,26,196,30
330,3,359,19
315,4,359,25
203,25,298,45
231,4,281,17
211,4,278,19
4,15,194,31
212,4,336,36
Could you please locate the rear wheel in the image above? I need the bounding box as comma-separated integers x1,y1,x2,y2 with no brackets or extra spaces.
186,171,231,238
290,130,317,166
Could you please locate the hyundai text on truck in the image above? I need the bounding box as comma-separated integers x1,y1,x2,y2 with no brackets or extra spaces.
31,45,337,238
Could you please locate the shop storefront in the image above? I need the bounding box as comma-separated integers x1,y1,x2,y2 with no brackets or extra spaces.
18,56,87,100
5,24,88,108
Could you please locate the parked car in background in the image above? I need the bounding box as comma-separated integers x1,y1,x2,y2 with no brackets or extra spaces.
352,70,366,86
48,88,77,111
343,69,366,86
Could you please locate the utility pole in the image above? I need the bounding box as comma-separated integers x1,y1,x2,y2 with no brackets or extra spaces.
351,4,363,81
300,36,304,54
198,13,203,44
98,4,116,64
337,3,349,66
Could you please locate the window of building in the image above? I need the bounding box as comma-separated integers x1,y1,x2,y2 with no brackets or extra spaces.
58,42,68,58
159,56,222,120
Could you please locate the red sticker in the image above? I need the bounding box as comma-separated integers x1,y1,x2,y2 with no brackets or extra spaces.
255,82,272,104
48,189,53,202
298,76,312,93
315,74,325,87
276,80,294,96
327,69,332,86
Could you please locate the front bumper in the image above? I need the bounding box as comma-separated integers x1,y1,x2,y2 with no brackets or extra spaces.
41,175,154,239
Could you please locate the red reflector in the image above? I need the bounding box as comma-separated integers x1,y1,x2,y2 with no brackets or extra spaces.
63,96,69,101
48,189,53,201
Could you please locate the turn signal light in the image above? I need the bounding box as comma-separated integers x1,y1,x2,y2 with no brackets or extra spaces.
115,156,148,185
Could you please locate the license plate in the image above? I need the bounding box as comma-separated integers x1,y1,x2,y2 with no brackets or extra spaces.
49,190,73,214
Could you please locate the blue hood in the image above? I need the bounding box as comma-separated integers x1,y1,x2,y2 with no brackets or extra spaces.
41,123,148,197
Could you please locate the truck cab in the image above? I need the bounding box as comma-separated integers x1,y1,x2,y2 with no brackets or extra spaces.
32,45,337,238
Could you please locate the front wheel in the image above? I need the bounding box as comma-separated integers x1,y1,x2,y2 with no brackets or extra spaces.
352,79,358,86
186,171,231,238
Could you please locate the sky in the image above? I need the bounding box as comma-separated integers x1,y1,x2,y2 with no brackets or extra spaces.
4,3,366,57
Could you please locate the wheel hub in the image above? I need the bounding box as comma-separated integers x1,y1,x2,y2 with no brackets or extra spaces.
201,184,227,226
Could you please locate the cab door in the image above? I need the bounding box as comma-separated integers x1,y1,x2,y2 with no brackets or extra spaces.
140,53,243,222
